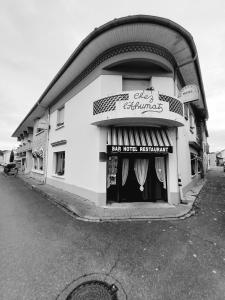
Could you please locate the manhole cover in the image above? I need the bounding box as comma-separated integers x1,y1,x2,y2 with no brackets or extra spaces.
57,273,127,300
66,280,118,300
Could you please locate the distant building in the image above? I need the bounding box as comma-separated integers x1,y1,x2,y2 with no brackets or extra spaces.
0,151,3,165
2,150,11,165
208,152,217,168
216,150,225,166
12,15,209,217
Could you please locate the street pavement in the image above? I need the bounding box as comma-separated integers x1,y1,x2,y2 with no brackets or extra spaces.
0,167,225,299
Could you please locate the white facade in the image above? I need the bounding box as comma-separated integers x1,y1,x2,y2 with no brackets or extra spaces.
12,15,209,214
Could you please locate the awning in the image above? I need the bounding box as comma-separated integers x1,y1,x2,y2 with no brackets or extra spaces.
107,127,173,154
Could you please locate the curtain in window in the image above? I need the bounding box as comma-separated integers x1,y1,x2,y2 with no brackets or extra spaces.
155,157,167,189
134,159,149,191
56,152,65,175
122,159,129,186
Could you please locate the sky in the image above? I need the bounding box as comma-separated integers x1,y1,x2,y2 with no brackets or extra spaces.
0,0,224,152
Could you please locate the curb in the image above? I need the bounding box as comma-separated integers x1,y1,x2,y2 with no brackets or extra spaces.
16,174,206,222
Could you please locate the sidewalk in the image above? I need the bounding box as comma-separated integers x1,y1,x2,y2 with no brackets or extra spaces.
16,172,205,222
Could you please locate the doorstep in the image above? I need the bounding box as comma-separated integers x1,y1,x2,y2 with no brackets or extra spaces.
16,173,206,222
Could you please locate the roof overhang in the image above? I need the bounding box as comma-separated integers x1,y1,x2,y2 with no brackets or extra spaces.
12,15,208,137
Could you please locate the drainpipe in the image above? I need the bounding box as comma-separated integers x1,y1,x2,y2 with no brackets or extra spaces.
176,127,185,203
174,53,198,203
44,107,50,184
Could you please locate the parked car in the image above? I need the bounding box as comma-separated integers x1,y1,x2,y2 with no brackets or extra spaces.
3,163,18,176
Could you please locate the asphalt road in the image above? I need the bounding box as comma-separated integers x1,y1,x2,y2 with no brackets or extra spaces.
0,168,225,300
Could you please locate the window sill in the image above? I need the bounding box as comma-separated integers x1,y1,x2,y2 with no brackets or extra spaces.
35,130,45,136
52,174,65,179
56,124,64,130
32,169,44,174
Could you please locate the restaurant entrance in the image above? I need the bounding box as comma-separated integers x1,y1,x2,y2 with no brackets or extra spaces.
107,155,167,203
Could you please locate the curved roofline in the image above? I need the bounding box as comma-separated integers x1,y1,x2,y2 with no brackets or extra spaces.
12,15,207,137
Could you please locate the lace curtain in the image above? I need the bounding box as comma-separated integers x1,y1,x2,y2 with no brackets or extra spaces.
155,157,166,189
122,159,129,186
134,159,149,191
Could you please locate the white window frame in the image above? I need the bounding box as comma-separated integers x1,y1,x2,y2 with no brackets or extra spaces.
53,151,65,177
32,156,44,173
56,106,65,128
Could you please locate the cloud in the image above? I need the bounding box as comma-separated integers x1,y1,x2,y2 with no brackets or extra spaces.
0,0,225,149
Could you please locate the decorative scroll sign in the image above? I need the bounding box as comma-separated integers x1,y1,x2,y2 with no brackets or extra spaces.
116,90,168,115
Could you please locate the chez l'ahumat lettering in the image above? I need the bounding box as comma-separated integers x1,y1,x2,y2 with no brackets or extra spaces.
122,90,163,113
108,91,173,154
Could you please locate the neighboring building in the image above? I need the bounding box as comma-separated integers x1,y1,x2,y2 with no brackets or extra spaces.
0,150,4,165
208,152,217,168
216,149,225,166
16,127,33,173
12,15,208,214
2,150,11,165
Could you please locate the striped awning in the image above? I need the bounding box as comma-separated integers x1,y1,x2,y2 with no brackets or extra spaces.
107,127,173,153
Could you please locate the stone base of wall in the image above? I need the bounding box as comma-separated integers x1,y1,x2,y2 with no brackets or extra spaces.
46,177,106,206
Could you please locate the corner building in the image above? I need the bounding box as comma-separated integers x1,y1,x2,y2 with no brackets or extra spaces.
13,15,208,213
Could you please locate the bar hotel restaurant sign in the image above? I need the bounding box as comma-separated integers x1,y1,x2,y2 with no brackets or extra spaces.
107,145,172,154
107,90,172,154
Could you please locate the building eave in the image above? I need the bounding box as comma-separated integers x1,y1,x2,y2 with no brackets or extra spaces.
12,15,208,137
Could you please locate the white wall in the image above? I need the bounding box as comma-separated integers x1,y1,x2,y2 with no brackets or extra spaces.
151,77,174,96
46,72,204,205
47,76,105,203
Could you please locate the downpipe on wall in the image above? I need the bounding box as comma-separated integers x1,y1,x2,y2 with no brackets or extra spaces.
176,127,185,203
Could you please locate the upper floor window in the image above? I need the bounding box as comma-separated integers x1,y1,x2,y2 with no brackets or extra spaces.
122,78,151,91
57,106,64,127
184,104,189,120
189,111,195,133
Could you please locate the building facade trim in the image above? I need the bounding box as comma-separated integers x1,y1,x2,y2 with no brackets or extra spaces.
51,140,67,147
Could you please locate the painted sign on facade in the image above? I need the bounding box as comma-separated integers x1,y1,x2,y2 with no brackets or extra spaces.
107,145,173,154
179,85,200,103
116,90,168,115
